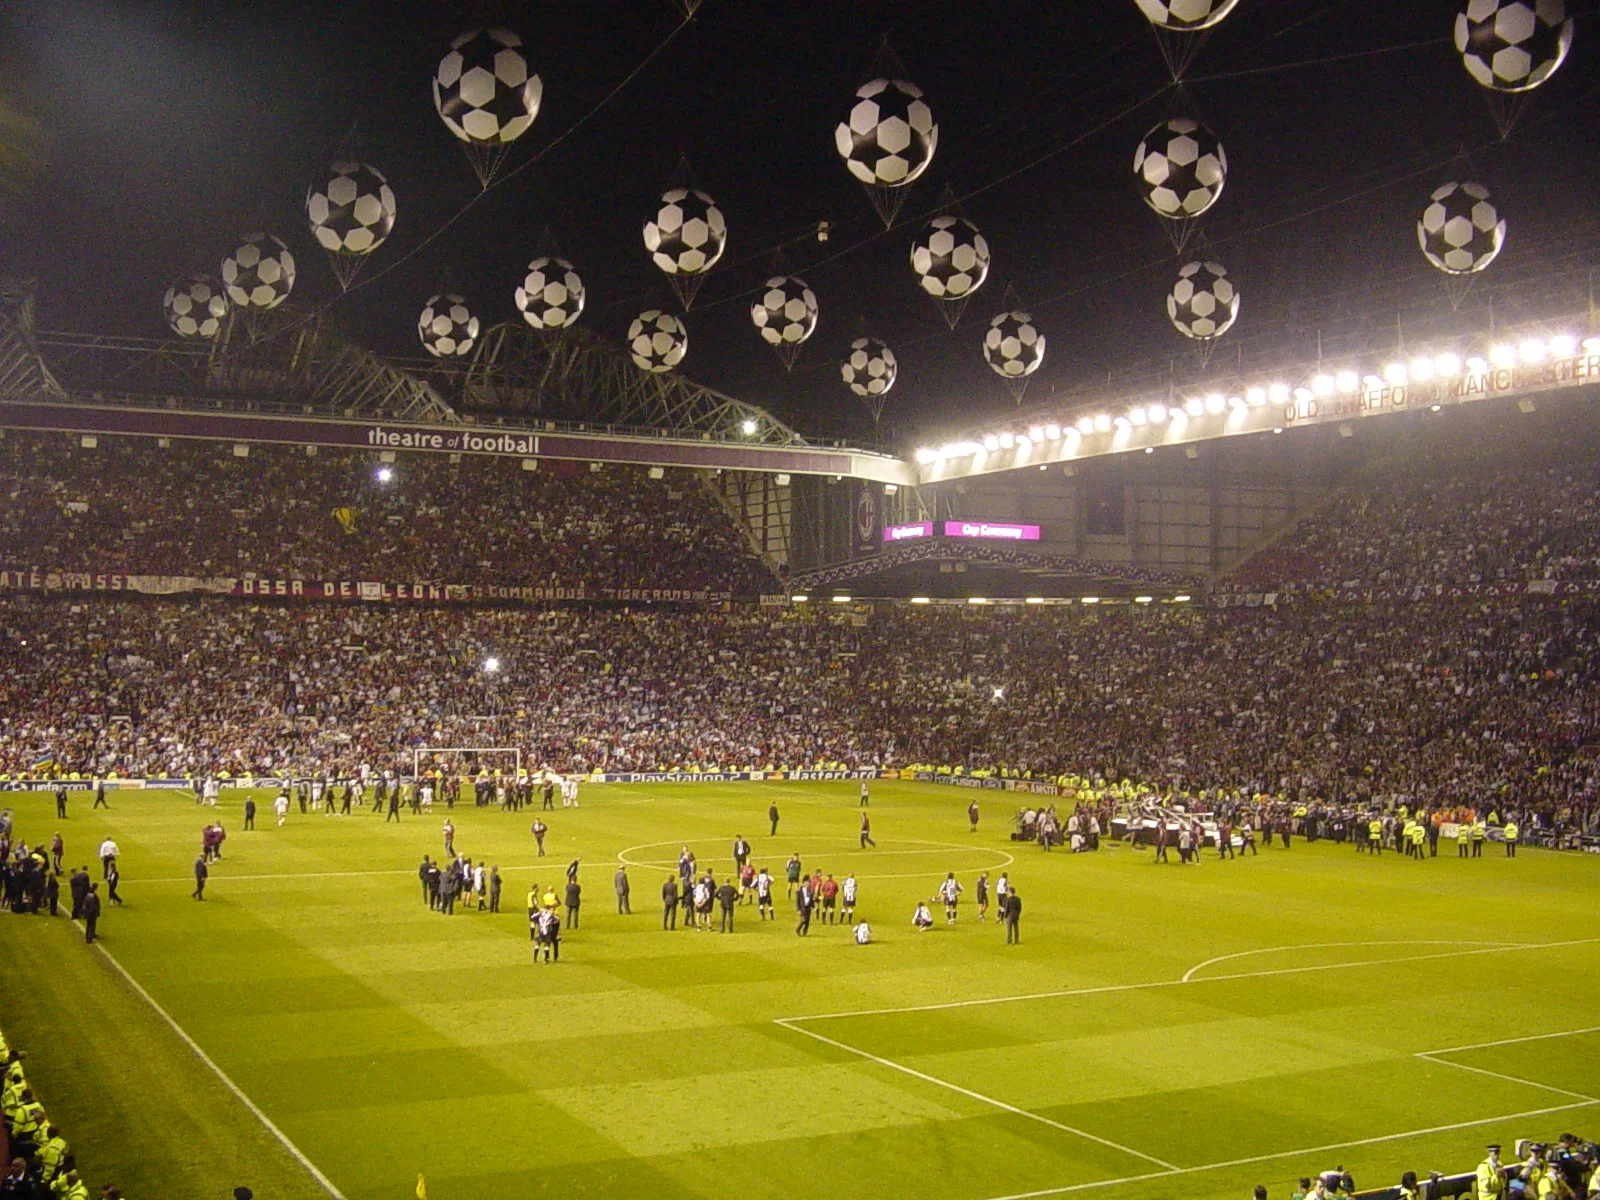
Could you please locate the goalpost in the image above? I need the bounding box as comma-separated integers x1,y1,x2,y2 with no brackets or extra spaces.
410,746,523,782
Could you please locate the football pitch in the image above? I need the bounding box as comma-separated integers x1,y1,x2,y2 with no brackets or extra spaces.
2,781,1598,1200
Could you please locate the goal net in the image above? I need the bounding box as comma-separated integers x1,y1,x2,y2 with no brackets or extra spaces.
411,746,522,782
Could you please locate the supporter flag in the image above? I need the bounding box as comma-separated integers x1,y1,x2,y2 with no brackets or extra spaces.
850,481,880,557
333,507,357,535
29,752,54,770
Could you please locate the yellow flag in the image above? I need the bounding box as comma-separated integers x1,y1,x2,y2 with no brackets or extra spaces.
416,1175,426,1200
333,507,357,535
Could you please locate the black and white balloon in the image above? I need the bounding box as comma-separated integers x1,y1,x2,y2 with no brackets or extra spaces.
1417,182,1506,275
1167,261,1239,340
628,310,688,373
1134,118,1227,218
834,78,938,187
1455,0,1573,92
910,216,990,300
841,337,898,397
418,294,479,358
643,189,727,277
1133,0,1241,30
433,28,541,145
163,276,228,339
750,276,818,346
306,162,396,256
221,234,296,311
514,257,585,329
983,312,1046,379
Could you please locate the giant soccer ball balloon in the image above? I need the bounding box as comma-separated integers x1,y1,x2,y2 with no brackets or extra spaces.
983,311,1046,379
417,294,479,358
306,162,397,256
1167,261,1239,340
841,337,897,397
433,28,542,145
162,276,228,339
1133,0,1241,30
1418,181,1506,275
221,234,296,311
643,188,727,277
750,276,818,346
1134,118,1227,218
628,310,688,373
514,256,585,330
1455,0,1573,92
834,78,938,188
910,215,990,300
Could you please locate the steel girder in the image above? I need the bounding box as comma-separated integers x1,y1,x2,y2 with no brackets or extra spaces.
460,321,810,445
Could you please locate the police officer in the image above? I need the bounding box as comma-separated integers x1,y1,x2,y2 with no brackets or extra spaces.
1504,820,1519,857
1479,1145,1507,1200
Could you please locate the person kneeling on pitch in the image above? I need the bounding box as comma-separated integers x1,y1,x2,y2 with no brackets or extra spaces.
912,901,934,931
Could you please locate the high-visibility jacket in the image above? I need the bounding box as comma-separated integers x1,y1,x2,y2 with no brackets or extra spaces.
51,1174,89,1200
1504,822,1519,843
37,1135,69,1179
13,1099,46,1138
1477,1160,1505,1200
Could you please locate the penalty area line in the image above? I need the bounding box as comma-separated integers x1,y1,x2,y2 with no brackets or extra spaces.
773,1017,1180,1172
972,1100,1600,1200
74,921,346,1200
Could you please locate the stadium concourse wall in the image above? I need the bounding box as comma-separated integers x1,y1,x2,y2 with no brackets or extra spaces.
0,770,1067,796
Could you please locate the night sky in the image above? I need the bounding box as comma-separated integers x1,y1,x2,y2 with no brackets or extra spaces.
1,1,1597,444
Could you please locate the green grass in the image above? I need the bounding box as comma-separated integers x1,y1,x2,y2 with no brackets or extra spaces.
2,781,1598,1200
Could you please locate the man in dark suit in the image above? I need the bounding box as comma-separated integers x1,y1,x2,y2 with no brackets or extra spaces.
54,786,67,819
68,867,90,920
794,880,814,936
192,854,209,900
614,866,631,915
769,803,780,836
92,779,108,809
661,875,678,929
82,883,101,942
243,797,256,830
564,877,581,930
1004,889,1022,945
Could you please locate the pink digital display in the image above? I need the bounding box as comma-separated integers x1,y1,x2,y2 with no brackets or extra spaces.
942,521,1041,541
882,522,935,542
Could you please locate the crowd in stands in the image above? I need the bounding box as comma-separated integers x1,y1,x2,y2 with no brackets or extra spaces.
1,595,1597,841
1228,458,1600,592
0,432,776,595
1,1014,100,1199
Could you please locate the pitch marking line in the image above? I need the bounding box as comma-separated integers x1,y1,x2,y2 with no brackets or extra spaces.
74,920,345,1200
971,1100,1600,1200
777,939,1600,1186
772,1017,1180,1171
1422,1025,1600,1056
786,937,1600,1022
617,835,1016,880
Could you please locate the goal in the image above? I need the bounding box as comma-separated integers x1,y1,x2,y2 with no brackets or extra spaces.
410,746,522,781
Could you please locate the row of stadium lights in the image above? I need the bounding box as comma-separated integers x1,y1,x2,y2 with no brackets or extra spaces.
788,594,1194,605
915,334,1600,468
